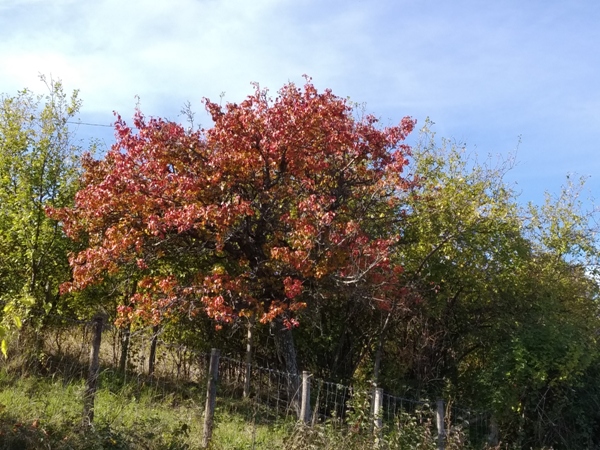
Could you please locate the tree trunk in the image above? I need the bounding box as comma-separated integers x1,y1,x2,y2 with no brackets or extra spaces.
373,334,384,386
83,314,104,427
118,323,131,374
373,312,391,385
275,317,300,415
120,281,136,375
275,318,299,375
148,325,159,377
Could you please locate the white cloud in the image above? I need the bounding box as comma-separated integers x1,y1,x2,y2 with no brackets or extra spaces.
2,0,600,204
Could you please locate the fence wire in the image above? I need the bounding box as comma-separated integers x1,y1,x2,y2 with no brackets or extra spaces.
0,318,492,448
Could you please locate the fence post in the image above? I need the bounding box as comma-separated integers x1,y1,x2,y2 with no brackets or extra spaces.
373,387,383,446
488,415,499,446
202,348,220,448
243,317,254,398
82,314,104,427
300,371,311,424
436,399,445,450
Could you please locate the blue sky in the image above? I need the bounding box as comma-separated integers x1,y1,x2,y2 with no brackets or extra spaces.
1,0,599,205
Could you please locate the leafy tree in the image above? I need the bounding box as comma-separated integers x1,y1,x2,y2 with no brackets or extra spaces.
379,122,600,449
51,78,416,374
0,77,82,353
370,122,524,395
486,180,600,448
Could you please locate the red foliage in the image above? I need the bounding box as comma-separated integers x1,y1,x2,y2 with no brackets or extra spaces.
49,78,415,326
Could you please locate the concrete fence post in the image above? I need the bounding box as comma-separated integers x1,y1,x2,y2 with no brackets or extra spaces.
300,371,311,424
373,387,384,447
243,318,254,398
436,398,446,450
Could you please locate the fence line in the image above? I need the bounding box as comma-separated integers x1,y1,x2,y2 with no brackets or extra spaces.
1,318,493,449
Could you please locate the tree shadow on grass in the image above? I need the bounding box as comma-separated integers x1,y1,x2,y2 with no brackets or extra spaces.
0,412,191,450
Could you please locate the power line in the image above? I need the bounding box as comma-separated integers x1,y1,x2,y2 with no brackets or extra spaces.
67,121,113,128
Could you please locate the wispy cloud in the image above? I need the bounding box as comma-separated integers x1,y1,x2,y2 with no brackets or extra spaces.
1,0,600,202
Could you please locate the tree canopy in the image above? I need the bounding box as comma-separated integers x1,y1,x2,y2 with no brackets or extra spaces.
51,79,415,332
0,77,82,353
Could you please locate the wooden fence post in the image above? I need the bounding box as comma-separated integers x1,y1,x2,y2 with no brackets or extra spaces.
202,348,220,448
436,399,446,450
82,314,104,427
300,371,311,424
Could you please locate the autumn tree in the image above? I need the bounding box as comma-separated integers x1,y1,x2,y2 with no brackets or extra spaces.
0,77,82,353
51,79,415,374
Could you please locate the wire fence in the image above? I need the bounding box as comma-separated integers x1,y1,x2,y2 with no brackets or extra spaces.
0,316,493,448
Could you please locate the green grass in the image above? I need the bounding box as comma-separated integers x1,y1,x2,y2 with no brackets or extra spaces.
0,363,476,450
0,326,489,449
0,367,295,449
0,370,189,449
